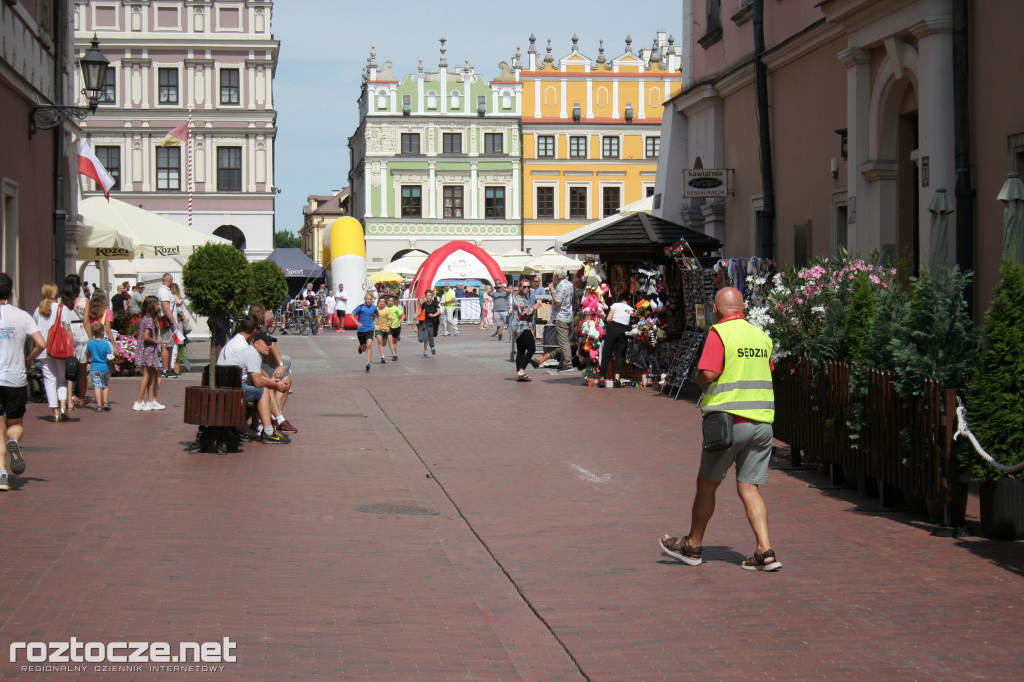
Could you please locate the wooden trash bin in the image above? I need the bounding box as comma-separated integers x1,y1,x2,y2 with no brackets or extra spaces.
184,386,247,427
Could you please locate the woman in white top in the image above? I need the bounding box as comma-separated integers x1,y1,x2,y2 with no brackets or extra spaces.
601,291,635,384
62,274,90,409
333,284,347,331
167,283,185,376
32,283,72,422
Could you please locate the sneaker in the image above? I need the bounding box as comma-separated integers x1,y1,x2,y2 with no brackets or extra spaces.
392,356,398,362
357,344,365,355
260,429,290,445
0,471,7,491
423,352,429,357
133,401,152,411
431,347,436,355
443,333,450,337
165,370,179,378
454,331,459,335
147,401,166,410
365,363,371,372
558,364,576,373
277,419,298,433
659,536,702,566
381,358,387,364
7,440,25,476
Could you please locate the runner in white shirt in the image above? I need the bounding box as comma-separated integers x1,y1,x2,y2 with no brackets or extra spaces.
333,284,348,331
0,273,46,489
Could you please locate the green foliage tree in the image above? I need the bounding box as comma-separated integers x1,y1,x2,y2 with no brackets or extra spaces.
890,267,977,400
960,260,1024,482
182,243,253,366
842,272,878,365
249,259,289,311
274,230,302,249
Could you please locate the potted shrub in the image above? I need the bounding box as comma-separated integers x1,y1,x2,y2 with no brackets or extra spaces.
182,243,253,367
961,260,1024,539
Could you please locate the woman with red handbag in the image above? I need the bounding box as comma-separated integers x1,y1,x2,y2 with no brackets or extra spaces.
31,283,72,422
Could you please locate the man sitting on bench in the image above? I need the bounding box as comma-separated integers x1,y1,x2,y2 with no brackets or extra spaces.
247,303,297,434
217,315,290,445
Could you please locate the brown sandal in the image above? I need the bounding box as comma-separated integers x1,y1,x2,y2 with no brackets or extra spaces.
659,535,702,566
741,549,782,572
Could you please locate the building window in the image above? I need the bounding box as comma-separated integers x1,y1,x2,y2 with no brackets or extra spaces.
646,136,661,159
158,68,178,104
401,186,421,218
402,94,411,114
442,133,462,154
484,187,505,219
569,186,587,219
426,90,438,109
602,136,620,159
401,133,420,154
536,186,554,218
537,135,555,158
602,186,620,217
484,133,503,154
95,146,120,191
220,68,240,105
217,146,242,191
450,92,460,109
156,147,180,190
442,186,463,218
699,0,724,48
477,95,486,113
569,136,587,159
100,68,116,104
646,186,655,197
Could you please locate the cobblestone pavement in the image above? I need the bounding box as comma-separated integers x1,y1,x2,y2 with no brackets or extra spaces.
0,327,1021,681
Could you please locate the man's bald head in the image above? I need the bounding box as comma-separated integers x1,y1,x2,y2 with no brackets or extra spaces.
714,287,745,318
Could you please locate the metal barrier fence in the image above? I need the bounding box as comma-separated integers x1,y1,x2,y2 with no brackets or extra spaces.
772,357,957,504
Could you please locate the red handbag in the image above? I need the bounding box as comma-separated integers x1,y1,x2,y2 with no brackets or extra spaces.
47,306,75,359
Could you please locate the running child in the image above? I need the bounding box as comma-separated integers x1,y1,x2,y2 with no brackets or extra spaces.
386,295,405,361
351,293,378,372
86,322,113,411
375,298,392,365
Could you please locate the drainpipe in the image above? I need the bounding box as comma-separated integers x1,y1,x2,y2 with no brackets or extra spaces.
52,0,68,283
952,0,974,313
753,0,776,257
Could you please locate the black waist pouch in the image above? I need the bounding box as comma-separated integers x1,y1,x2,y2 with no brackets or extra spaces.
702,412,734,452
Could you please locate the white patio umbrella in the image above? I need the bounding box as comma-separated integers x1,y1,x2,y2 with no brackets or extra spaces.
524,249,584,274
77,219,136,260
927,188,954,272
998,172,1024,265
79,197,230,259
386,252,429,275
495,249,534,274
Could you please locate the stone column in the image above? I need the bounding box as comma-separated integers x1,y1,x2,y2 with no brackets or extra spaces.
839,46,872,252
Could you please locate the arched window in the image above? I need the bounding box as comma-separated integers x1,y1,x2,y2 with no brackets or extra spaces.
214,224,246,250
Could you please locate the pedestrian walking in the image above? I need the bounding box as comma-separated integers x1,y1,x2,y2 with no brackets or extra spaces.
414,296,436,357
511,278,541,382
659,287,781,571
600,291,635,384
133,296,166,411
32,283,70,422
0,273,46,490
491,282,509,340
156,273,179,378
62,274,90,409
480,285,494,329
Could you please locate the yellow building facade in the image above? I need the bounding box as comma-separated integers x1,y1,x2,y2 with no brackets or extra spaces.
519,33,681,251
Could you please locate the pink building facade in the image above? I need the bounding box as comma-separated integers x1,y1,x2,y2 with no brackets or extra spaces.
74,0,279,258
655,0,1024,315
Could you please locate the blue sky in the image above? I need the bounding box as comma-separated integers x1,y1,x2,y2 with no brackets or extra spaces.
270,2,683,234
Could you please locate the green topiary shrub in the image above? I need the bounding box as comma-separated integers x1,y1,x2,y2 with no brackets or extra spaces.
249,259,289,311
182,243,253,366
960,260,1024,482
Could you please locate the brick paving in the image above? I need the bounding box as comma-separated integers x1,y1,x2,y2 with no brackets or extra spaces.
0,326,1021,681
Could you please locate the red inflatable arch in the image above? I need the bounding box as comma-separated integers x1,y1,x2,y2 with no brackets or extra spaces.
410,241,508,298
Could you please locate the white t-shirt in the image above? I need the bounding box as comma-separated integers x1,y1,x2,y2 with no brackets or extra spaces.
334,290,347,312
0,304,40,387
157,284,173,321
32,303,69,361
609,301,634,326
217,334,261,385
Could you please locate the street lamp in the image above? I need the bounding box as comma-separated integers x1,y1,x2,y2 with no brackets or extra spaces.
29,34,110,138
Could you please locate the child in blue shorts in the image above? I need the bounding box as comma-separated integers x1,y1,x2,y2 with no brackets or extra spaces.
86,322,113,411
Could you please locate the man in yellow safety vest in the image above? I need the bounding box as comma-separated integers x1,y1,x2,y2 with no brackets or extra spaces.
659,286,782,571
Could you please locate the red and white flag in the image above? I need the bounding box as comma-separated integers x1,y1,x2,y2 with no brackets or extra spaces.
160,122,188,147
77,140,116,201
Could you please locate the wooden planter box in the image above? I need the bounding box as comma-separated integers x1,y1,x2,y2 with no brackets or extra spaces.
979,478,1024,540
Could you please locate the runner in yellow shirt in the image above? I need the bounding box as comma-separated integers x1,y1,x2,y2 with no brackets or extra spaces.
386,295,405,361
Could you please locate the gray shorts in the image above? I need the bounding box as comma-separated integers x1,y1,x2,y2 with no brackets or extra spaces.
159,325,174,342
698,420,774,485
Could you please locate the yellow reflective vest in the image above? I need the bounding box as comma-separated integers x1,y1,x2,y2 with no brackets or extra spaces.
700,318,775,423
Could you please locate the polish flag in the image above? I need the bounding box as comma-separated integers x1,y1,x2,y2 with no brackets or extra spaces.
160,122,188,147
77,140,116,201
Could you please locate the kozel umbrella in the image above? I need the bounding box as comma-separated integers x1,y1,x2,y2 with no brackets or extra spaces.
78,197,230,259
524,249,584,274
368,271,404,284
927,188,954,272
494,249,534,275
386,253,429,275
998,172,1024,265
